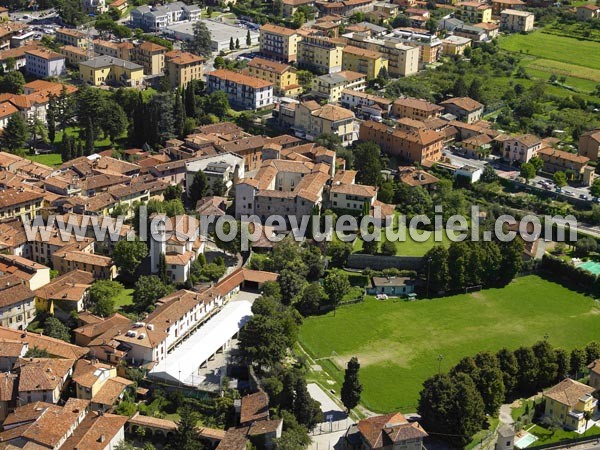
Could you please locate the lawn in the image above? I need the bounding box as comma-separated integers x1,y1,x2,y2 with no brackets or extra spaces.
529,424,600,445
26,152,63,167
113,288,134,310
299,276,600,413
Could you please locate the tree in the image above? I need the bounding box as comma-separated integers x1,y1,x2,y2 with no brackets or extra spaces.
353,141,382,186
496,348,519,398
481,164,498,183
158,253,168,284
113,240,148,277
293,377,321,429
574,237,597,257
380,240,396,256
204,91,230,119
229,36,235,51
44,316,71,342
133,276,174,312
555,348,570,382
520,163,536,183
170,406,203,450
424,246,450,293
185,21,212,57
239,314,290,368
235,38,240,49
246,30,251,46
323,271,350,307
188,170,208,206
25,346,51,358
530,156,544,172
279,269,308,304
327,241,352,267
426,17,438,34
553,171,567,187
273,0,283,15
453,77,468,97
532,340,558,389
585,341,600,364
296,70,314,91
341,357,362,411
1,113,28,152
591,178,600,197
468,78,484,102
362,238,379,255
570,348,586,378
296,282,326,316
0,70,25,94
89,280,123,317
514,346,539,395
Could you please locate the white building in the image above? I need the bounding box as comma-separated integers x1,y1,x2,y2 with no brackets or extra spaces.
185,153,244,197
25,49,66,78
206,69,274,110
130,2,201,32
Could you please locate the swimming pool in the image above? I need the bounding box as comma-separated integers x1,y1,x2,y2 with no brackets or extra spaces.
515,433,538,449
578,260,600,275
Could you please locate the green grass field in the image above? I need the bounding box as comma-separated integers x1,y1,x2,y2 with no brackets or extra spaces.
299,276,600,413
499,30,600,94
113,288,134,310
26,152,63,167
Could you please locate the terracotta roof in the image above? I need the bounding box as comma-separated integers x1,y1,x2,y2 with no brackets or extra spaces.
343,45,384,59
138,40,167,52
0,101,18,119
312,103,355,121
357,413,428,448
440,96,483,112
0,338,27,358
92,376,133,406
247,57,292,75
25,48,64,61
462,133,493,146
34,270,94,301
393,97,444,113
0,327,87,359
61,412,128,450
71,359,114,388
0,372,17,402
16,357,75,392
581,129,600,144
544,378,595,408
0,275,34,308
58,250,114,268
589,359,600,376
56,28,86,39
537,147,589,165
165,50,204,65
209,69,273,89
240,391,269,424
260,23,297,36
330,183,376,198
398,166,440,187
127,412,178,431
248,418,282,435
508,134,541,147
216,427,249,450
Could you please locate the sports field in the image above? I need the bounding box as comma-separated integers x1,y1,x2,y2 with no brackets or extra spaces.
299,276,600,413
499,30,600,93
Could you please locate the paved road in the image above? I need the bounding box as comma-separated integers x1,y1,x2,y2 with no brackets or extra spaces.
307,383,347,422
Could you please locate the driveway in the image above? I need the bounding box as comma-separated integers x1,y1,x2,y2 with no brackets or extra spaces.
307,383,347,422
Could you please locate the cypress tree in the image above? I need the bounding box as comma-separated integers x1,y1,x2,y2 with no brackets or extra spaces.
246,29,251,46
229,37,234,50
341,357,362,411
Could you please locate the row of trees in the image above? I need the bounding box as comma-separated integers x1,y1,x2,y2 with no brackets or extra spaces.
424,238,525,294
418,340,600,447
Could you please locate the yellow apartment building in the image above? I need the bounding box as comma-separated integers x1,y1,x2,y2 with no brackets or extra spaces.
132,41,167,76
259,24,302,62
244,57,302,97
456,1,493,23
165,50,204,88
59,45,89,66
56,28,87,48
312,70,366,102
92,39,133,61
80,55,144,87
342,45,388,80
441,35,472,56
544,379,597,432
500,9,535,32
297,35,344,74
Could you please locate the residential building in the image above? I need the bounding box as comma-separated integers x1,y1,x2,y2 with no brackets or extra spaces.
0,44,41,72
165,50,204,88
34,270,94,320
0,7,8,19
59,45,89,66
82,0,108,14
502,134,542,164
342,45,388,80
0,254,51,291
110,0,129,14
536,147,589,178
15,357,75,405
0,23,27,51
366,277,415,297
0,102,18,129
460,134,493,159
25,49,66,78
72,359,133,411
440,97,484,123
359,120,445,163
456,1,493,23
579,129,600,161
0,275,35,330
441,35,472,56
346,413,428,450
52,248,117,280
0,187,44,221
185,153,245,197
340,89,393,121
244,57,302,97
207,69,274,110
297,35,344,74
392,97,444,120
386,29,442,67
93,39,134,60
398,166,440,191
501,9,535,32
216,135,269,172
454,24,490,42
293,100,356,145
55,28,87,47
259,24,301,63
492,0,525,15
543,378,597,432
79,55,144,87
312,70,366,102
132,40,167,76
0,326,88,360
329,183,377,212
577,3,600,20
315,0,374,16
130,2,201,31
589,359,600,391
455,164,483,183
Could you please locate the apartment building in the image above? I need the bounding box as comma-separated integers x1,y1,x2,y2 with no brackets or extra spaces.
15,358,75,405
165,50,204,88
297,35,344,74
340,89,393,121
0,188,44,221
388,29,442,67
440,97,484,123
500,9,535,32
244,57,302,97
456,1,493,23
315,0,374,16
502,134,542,164
259,24,301,63
342,45,388,80
329,183,377,212
55,28,87,47
312,70,366,102
93,39,134,61
359,120,445,163
0,102,18,129
59,45,89,66
132,41,167,76
536,147,590,178
0,275,35,330
207,69,274,110
130,2,201,31
491,0,525,15
293,100,356,145
392,97,444,120
282,0,315,16
441,35,472,56
80,55,144,87
25,49,66,78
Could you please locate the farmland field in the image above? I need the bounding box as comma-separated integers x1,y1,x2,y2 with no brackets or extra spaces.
299,276,600,413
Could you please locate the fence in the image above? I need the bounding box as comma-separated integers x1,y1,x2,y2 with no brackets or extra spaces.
310,418,352,436
346,254,425,271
